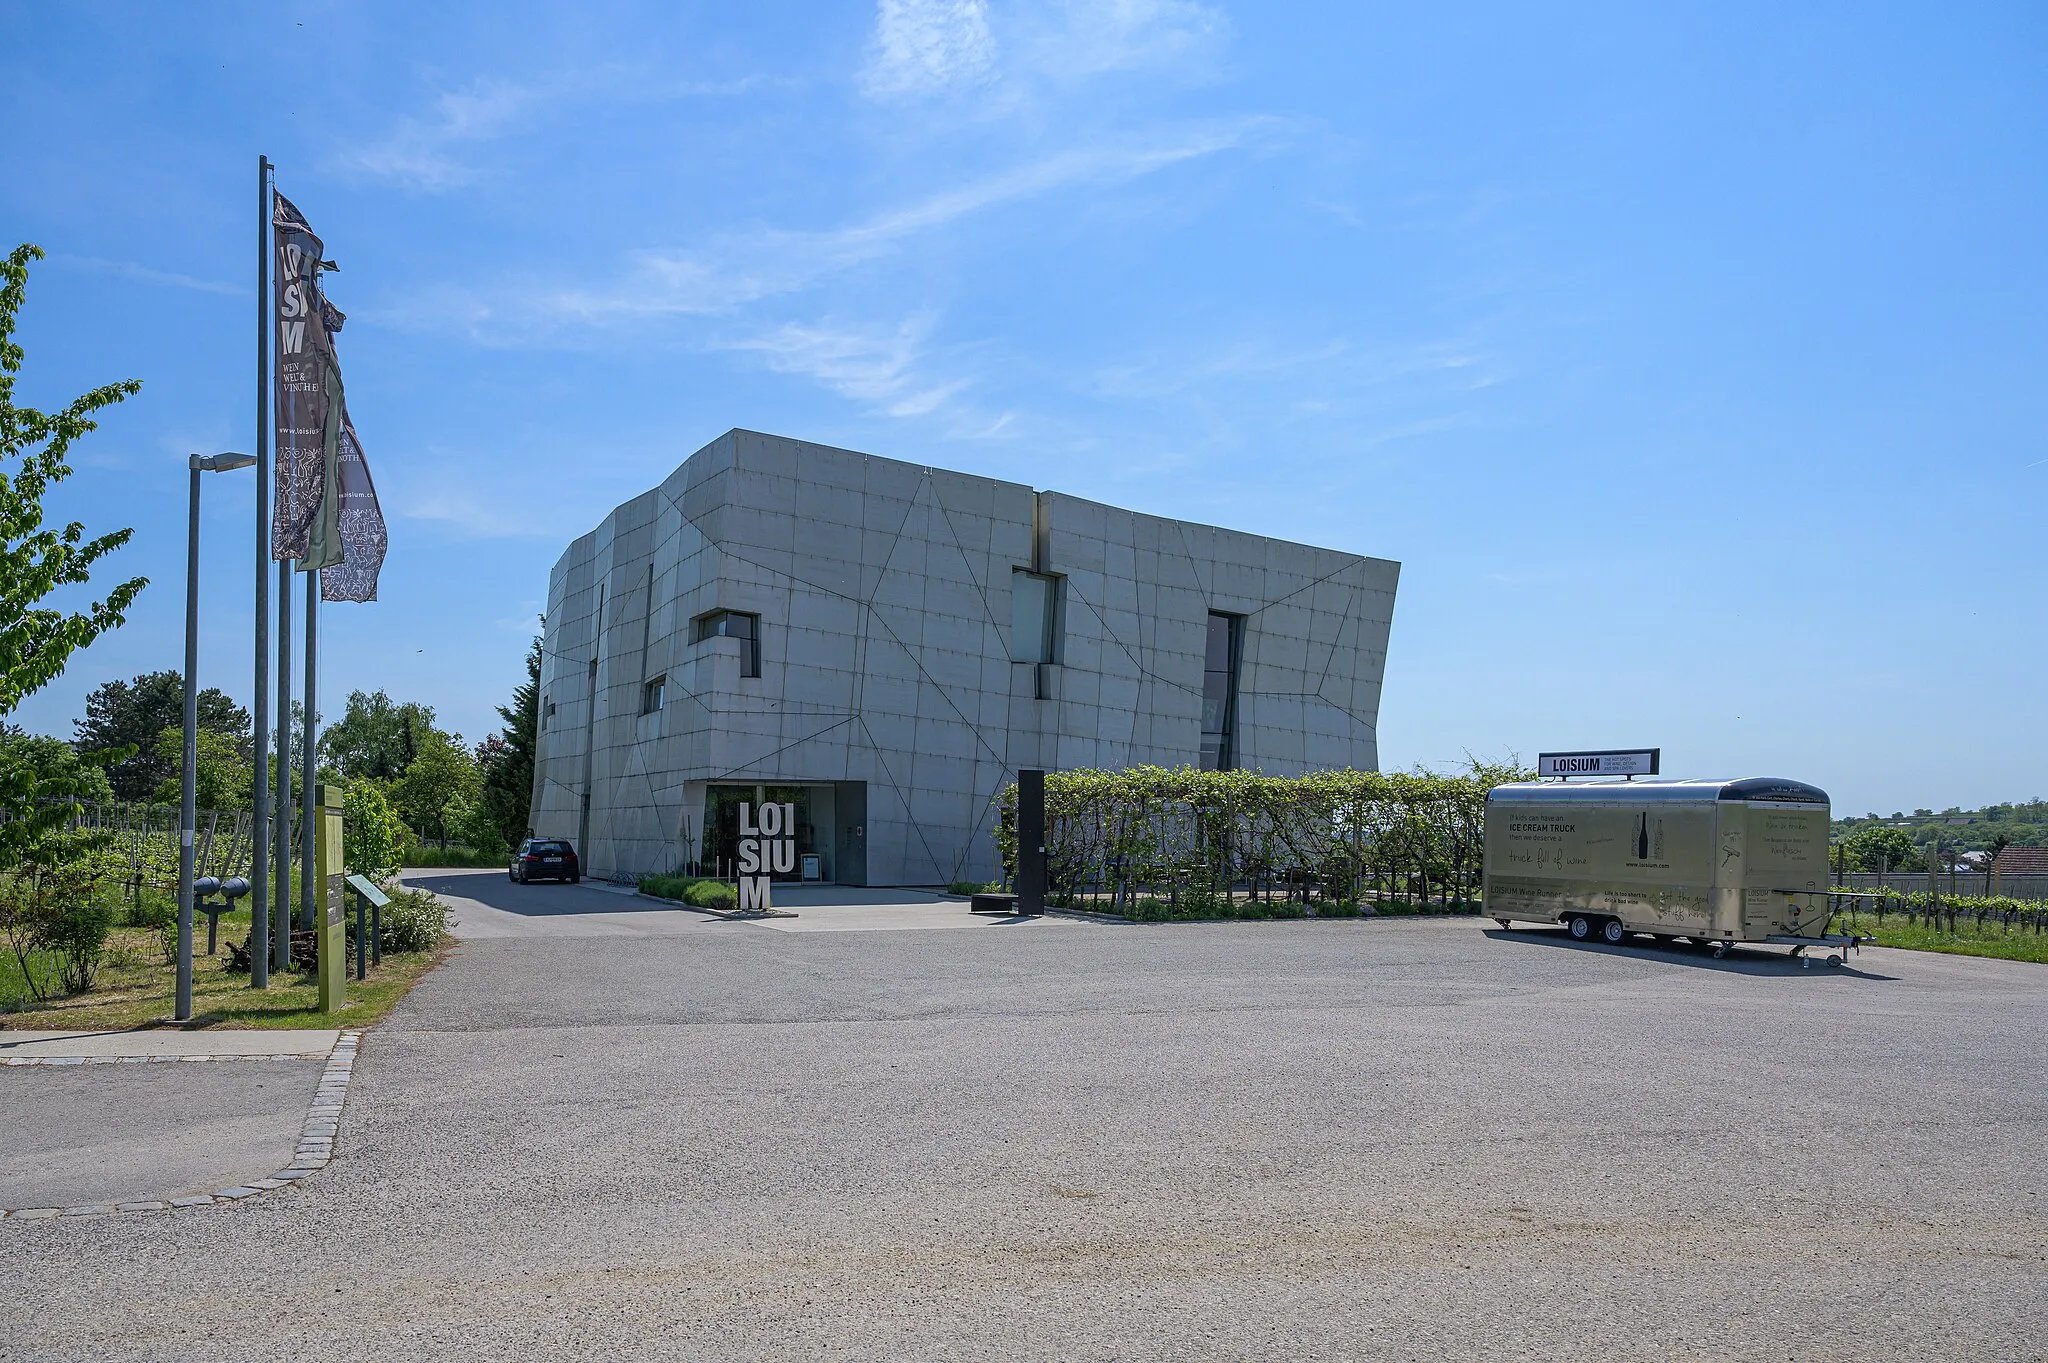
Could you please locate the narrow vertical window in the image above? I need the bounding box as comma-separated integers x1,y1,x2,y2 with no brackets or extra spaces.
1011,569,1059,664
640,562,655,671
1199,612,1241,771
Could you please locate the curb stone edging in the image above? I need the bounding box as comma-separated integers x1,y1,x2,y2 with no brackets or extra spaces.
0,1029,362,1223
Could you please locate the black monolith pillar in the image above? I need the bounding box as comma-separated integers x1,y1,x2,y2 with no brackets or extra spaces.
1017,769,1046,916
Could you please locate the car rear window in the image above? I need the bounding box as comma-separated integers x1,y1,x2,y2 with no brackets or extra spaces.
529,841,572,854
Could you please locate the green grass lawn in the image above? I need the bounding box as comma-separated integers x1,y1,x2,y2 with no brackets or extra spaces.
0,906,449,1030
1836,911,2048,965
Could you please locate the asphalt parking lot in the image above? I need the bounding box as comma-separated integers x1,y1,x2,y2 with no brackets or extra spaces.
1,867,2042,1361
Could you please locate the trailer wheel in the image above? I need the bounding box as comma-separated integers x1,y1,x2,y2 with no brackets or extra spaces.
1568,915,1592,941
1827,954,1844,968
1601,918,1627,945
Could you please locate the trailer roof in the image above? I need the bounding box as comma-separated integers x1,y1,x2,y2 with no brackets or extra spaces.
1486,777,1829,805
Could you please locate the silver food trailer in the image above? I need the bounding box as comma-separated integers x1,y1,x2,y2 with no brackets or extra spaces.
1482,777,1865,965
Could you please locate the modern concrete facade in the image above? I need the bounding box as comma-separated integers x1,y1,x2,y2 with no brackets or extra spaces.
529,430,1399,886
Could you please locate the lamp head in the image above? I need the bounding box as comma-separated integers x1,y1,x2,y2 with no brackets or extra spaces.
190,452,256,473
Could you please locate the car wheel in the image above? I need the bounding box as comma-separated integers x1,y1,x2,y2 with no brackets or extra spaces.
1601,918,1627,945
570,873,581,884
518,867,528,884
1568,915,1592,941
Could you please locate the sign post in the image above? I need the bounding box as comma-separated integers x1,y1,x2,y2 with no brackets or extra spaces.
1537,749,1661,780
346,873,390,982
313,783,346,1012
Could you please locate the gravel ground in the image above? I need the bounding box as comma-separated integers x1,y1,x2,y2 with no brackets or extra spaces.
1,871,2042,1361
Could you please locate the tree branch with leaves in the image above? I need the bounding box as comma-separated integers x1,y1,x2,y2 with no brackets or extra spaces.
0,243,147,870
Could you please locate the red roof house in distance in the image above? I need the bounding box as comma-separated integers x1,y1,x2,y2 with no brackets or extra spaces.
1992,846,2048,877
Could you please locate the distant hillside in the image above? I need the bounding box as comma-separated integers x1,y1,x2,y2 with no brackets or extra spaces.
1832,800,2047,852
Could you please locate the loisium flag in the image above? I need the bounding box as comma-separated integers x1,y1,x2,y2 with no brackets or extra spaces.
270,190,386,601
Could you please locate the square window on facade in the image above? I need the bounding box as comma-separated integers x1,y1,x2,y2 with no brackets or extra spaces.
691,609,761,677
643,676,666,714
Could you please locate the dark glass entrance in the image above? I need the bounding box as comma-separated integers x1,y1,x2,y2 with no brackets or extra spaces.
705,784,817,881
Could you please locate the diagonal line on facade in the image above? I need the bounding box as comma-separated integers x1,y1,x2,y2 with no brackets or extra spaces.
705,714,859,784
1059,574,1203,700
1311,562,1361,697
854,713,950,881
928,483,1010,649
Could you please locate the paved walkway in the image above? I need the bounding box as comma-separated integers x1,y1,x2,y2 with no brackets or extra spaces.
0,1030,350,1212
1,885,2042,1360
1,1029,339,1061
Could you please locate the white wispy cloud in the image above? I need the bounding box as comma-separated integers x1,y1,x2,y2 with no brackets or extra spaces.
533,117,1281,324
724,316,967,418
859,0,1229,105
341,78,534,190
861,0,997,99
1019,0,1229,81
49,253,244,296
1087,334,1499,402
340,71,782,191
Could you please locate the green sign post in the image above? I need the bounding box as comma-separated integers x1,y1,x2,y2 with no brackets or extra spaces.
313,783,346,1012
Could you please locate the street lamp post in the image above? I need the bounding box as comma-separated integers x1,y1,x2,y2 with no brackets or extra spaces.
178,451,257,1023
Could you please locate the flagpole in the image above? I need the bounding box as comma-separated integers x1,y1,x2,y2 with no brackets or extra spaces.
300,569,318,931
275,559,292,965
251,154,272,989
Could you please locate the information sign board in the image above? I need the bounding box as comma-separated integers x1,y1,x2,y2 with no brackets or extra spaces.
1537,748,1661,778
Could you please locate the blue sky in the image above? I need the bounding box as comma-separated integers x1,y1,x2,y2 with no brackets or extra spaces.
3,0,2043,816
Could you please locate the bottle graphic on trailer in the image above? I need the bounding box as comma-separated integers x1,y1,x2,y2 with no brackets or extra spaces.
1636,813,1651,860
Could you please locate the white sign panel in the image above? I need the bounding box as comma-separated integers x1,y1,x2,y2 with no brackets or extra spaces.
1538,748,1661,778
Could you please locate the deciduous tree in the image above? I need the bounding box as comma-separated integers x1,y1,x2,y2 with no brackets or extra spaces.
75,670,249,800
0,242,147,868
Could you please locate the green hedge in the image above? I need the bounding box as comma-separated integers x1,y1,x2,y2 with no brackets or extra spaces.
997,763,1525,913
638,874,738,911
402,843,504,869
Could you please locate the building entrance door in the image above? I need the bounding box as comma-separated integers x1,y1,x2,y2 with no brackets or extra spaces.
704,784,820,881
834,781,868,887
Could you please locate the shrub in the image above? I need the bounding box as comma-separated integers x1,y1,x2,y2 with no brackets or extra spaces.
0,831,122,999
42,899,114,992
639,874,738,911
344,778,409,879
401,842,503,869
378,885,452,953
684,879,738,910
948,881,1001,896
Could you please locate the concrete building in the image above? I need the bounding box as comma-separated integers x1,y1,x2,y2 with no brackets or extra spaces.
528,430,1399,886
